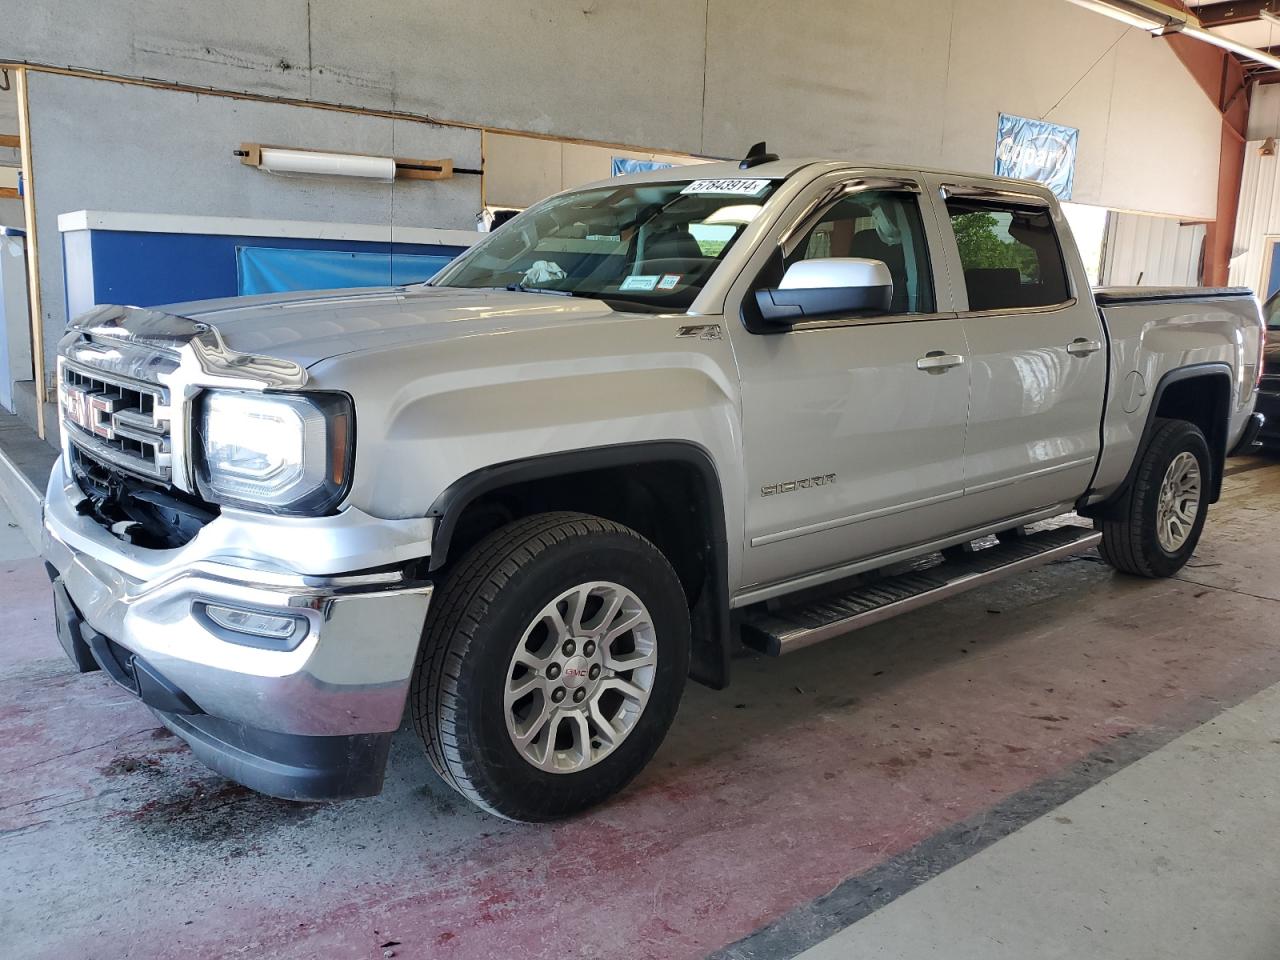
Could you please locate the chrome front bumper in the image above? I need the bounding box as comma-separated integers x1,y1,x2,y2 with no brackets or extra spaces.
42,464,434,744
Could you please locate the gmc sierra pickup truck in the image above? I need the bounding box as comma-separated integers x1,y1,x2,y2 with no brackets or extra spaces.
44,149,1266,821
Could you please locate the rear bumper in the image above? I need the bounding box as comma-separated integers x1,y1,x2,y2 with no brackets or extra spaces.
1255,391,1280,441
43,462,434,800
1229,411,1267,455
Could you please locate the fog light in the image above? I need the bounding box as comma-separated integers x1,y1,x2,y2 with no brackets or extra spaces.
203,604,302,642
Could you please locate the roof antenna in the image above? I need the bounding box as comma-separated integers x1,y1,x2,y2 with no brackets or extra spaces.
739,141,779,170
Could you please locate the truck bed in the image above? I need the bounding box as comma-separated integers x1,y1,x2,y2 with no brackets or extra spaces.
1094,286,1254,305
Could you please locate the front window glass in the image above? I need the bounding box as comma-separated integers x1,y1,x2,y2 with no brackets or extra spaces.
785,190,936,314
432,180,781,310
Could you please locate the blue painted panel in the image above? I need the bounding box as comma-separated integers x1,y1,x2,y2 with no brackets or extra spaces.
61,229,469,319
1268,242,1280,300
236,246,454,295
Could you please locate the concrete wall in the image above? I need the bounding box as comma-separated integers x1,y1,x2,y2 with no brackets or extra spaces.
483,134,706,209
701,0,1220,219
5,0,1222,220
24,71,481,378
0,80,16,134
1,0,1236,403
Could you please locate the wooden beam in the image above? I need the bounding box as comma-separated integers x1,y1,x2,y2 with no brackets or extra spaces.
0,134,19,149
0,187,17,200
393,157,453,181
1194,1,1270,28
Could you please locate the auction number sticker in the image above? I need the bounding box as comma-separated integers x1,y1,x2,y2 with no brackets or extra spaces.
657,274,682,290
680,178,771,196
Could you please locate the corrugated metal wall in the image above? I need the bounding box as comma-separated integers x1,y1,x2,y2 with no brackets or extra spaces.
1101,213,1205,287
1229,141,1280,296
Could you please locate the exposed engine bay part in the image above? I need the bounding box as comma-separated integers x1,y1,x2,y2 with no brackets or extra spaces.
70,448,217,549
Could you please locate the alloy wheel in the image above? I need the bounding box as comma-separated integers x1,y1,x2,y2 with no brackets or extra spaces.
504,581,657,773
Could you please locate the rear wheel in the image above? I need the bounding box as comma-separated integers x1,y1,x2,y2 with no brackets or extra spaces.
1097,418,1211,578
411,512,690,821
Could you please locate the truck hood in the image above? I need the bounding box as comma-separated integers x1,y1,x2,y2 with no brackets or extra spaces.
163,286,620,368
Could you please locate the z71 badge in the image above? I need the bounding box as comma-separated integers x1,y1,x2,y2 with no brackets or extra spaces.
761,474,837,497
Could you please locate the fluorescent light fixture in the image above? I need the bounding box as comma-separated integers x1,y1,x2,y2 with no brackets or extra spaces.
1263,9,1280,28
1068,0,1280,73
1184,23,1280,71
1065,0,1187,33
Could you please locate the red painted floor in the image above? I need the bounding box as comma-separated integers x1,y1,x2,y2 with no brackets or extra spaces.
4,460,1280,959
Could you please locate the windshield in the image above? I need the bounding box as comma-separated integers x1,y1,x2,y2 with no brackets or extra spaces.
1266,289,1280,330
432,178,781,310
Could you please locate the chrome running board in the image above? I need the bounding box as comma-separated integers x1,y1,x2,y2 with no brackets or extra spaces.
741,525,1102,656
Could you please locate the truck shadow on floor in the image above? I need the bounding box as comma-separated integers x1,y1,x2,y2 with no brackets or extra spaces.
91,546,1234,840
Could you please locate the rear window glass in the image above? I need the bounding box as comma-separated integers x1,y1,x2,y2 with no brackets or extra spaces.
946,200,1070,311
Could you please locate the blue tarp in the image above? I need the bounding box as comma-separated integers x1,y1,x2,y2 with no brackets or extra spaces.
236,246,456,296
611,157,674,177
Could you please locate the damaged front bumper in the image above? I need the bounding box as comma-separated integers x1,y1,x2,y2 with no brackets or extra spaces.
42,464,434,801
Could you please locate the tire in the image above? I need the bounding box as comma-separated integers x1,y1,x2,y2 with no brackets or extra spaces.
1097,418,1211,578
410,511,691,822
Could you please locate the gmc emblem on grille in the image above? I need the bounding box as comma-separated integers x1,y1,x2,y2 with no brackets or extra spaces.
61,383,118,440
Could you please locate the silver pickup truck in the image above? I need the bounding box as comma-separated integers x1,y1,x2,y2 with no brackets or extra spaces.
43,151,1266,821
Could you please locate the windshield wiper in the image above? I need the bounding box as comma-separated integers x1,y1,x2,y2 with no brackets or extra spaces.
506,283,572,297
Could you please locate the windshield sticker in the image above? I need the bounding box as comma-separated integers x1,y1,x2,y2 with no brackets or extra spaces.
680,178,771,196
657,274,682,290
620,275,660,291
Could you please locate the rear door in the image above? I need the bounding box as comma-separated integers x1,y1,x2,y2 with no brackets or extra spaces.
929,180,1107,520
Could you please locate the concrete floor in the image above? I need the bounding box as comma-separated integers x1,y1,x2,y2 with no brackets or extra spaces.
2,456,1279,960
796,680,1280,960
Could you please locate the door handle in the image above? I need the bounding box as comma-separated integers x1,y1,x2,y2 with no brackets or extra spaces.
916,351,965,373
1066,338,1102,357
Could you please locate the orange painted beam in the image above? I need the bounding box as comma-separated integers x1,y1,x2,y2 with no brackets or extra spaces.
1161,24,1250,286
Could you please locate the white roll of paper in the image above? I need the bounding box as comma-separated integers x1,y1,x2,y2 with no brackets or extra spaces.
258,148,396,181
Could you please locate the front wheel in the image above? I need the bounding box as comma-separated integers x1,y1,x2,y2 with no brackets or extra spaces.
1098,418,1211,578
410,512,690,821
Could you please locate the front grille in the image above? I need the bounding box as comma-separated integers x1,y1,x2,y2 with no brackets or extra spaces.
59,360,172,483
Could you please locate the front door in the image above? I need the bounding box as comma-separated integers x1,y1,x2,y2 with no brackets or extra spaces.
729,177,972,593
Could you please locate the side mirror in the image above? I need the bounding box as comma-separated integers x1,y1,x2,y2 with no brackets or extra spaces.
754,258,893,327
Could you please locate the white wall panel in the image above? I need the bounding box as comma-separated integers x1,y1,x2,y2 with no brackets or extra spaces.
1247,83,1280,141
1102,213,1205,287
1228,140,1280,298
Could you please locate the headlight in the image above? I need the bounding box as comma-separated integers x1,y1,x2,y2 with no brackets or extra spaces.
196,390,353,515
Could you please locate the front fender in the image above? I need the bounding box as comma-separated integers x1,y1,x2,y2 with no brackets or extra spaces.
306,315,746,588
